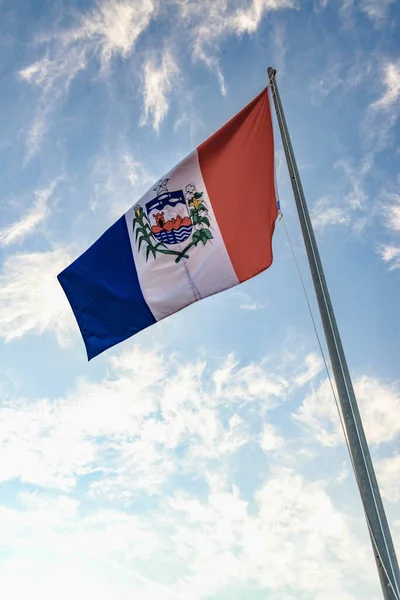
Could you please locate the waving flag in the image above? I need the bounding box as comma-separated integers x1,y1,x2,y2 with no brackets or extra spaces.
58,88,277,359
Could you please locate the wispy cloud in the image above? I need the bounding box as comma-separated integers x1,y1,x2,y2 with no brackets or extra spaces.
91,150,154,218
0,341,388,598
309,50,374,102
233,0,295,34
293,376,400,446
386,195,400,232
0,247,74,344
169,466,372,599
314,0,329,11
311,154,374,231
294,352,323,387
269,21,288,75
359,0,396,25
377,454,400,502
260,422,285,450
340,0,354,20
73,0,156,65
338,0,395,26
365,61,400,150
174,0,295,95
240,301,268,310
372,61,400,111
141,51,180,132
311,196,351,231
378,244,400,270
18,0,296,155
19,0,156,159
234,290,268,311
0,347,259,493
377,184,400,271
335,155,373,210
0,464,376,600
0,179,60,246
19,49,87,161
212,353,288,406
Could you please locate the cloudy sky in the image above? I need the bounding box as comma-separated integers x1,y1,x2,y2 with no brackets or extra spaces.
0,0,400,598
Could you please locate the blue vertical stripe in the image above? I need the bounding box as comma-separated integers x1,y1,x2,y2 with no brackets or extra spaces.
58,216,156,360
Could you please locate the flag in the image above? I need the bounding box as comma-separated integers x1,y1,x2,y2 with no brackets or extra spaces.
58,87,278,360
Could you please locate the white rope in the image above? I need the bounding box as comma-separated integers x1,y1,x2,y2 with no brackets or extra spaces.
280,212,339,411
279,210,400,600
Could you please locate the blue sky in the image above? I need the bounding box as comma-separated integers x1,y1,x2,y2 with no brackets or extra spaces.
0,0,400,598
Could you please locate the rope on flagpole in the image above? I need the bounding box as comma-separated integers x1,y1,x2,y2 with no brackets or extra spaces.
279,211,344,438
279,210,400,600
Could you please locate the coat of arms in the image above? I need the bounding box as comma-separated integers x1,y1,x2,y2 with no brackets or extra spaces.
132,179,213,263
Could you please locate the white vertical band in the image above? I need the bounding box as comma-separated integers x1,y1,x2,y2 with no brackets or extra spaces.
125,150,239,321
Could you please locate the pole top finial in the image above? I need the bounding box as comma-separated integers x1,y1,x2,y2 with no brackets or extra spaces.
267,67,276,78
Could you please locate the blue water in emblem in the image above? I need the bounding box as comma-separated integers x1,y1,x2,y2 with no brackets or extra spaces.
153,225,193,245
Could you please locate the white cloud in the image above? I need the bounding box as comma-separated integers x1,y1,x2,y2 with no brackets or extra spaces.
366,61,400,149
335,156,373,210
309,53,375,101
359,0,396,25
293,376,400,447
379,187,400,270
0,553,176,600
0,346,334,499
174,0,295,94
385,194,400,232
311,155,373,231
260,422,285,450
169,468,374,599
377,454,400,502
91,151,154,217
269,20,288,74
293,378,341,447
19,48,87,161
19,0,295,151
378,244,400,270
372,62,400,111
294,352,323,387
19,51,86,91
213,353,288,405
356,377,400,445
0,248,74,344
0,492,160,561
311,196,351,230
0,347,256,494
141,51,180,131
213,352,322,413
240,301,268,310
314,0,329,9
233,0,295,34
234,290,268,310
0,493,174,600
340,0,354,18
0,346,392,599
0,179,60,246
19,0,156,158
75,0,156,66
0,466,380,600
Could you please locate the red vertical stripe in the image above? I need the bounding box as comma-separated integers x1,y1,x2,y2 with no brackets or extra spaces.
198,89,277,283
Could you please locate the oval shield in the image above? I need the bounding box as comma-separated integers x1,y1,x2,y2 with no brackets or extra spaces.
146,190,193,245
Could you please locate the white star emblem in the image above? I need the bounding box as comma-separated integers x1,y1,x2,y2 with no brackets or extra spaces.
154,179,169,195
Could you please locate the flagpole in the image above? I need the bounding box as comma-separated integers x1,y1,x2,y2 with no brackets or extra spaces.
267,67,400,600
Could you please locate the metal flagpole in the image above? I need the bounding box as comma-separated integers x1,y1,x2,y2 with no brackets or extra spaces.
267,66,400,600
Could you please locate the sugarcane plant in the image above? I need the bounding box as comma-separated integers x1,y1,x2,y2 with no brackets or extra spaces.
174,191,213,263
